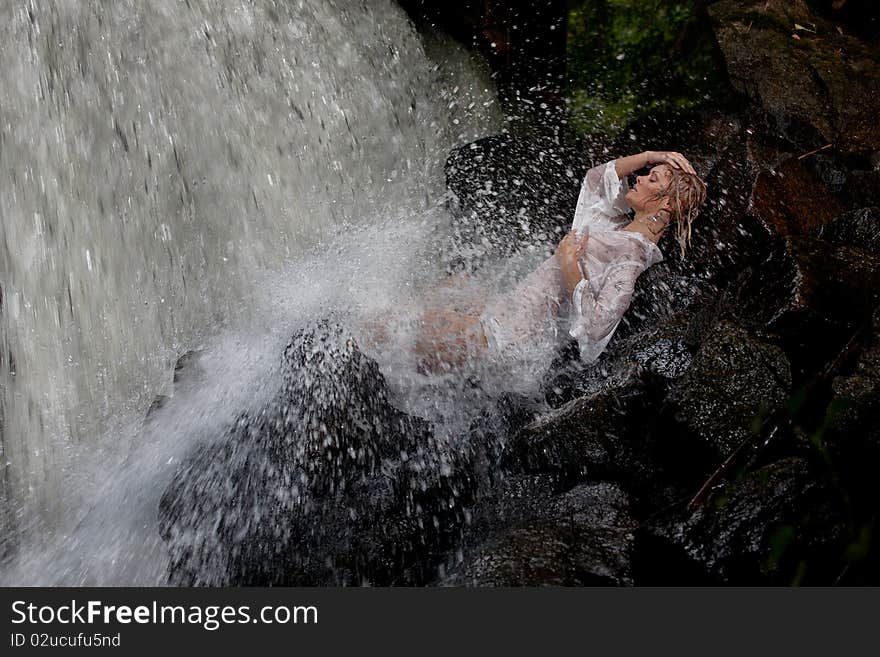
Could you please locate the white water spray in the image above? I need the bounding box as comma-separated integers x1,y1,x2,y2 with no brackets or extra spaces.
0,0,501,584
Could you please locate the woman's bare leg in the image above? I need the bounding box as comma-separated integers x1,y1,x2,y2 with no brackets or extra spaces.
415,305,489,373
357,273,491,373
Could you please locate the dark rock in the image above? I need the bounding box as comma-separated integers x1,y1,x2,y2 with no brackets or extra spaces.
501,391,638,485
444,481,635,586
547,481,636,530
805,153,850,195
640,457,847,584
632,338,694,380
750,157,841,236
820,307,880,582
442,523,633,586
739,235,880,372
468,477,635,538
667,322,791,460
806,0,880,44
141,351,206,428
143,394,169,424
828,308,880,441
768,237,880,327
504,378,696,514
817,207,880,252
172,349,205,389
823,307,880,488
544,297,723,408
470,474,559,533
709,0,880,156
843,170,880,209
158,320,478,586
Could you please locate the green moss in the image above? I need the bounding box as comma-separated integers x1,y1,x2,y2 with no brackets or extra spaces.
565,0,725,137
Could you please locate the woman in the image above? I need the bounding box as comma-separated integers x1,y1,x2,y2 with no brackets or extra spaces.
413,150,707,385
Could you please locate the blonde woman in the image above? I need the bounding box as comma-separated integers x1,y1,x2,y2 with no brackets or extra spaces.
414,150,707,384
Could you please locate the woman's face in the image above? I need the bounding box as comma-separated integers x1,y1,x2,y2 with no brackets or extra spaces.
626,165,673,213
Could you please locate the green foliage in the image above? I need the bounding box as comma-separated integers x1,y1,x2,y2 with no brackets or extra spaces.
565,0,723,136
766,524,796,570
844,523,872,563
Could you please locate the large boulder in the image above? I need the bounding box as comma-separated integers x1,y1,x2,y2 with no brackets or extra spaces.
501,388,646,486
443,481,635,586
709,0,880,157
666,322,792,461
842,170,880,209
749,157,841,236
503,377,700,512
737,235,880,373
158,320,478,585
765,237,880,326
441,523,634,586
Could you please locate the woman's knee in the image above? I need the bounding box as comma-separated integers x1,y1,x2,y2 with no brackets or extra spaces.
415,308,486,372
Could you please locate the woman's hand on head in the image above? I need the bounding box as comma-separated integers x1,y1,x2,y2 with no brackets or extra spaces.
645,151,696,175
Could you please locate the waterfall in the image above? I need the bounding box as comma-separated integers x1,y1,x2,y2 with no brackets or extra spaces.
0,0,501,583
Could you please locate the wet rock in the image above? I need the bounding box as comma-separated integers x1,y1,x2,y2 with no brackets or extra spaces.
843,170,880,209
468,477,635,538
632,338,693,380
750,157,841,236
501,390,639,485
172,349,205,390
443,523,633,586
768,237,880,327
471,474,559,532
142,351,206,427
641,457,846,584
738,235,880,372
805,153,850,195
823,307,880,477
667,322,791,460
504,377,696,513
143,394,169,424
159,320,477,586
817,207,880,252
443,133,588,269
444,481,635,586
547,481,636,530
709,0,880,156
819,307,880,581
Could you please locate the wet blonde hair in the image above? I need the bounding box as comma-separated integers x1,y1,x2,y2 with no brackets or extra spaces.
652,168,708,258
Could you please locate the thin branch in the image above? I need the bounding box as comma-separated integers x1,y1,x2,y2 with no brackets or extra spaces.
798,143,833,160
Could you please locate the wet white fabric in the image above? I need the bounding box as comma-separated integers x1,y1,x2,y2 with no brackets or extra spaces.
479,160,664,385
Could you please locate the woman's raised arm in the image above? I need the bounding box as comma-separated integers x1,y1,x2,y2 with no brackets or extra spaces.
615,151,697,178
614,152,651,178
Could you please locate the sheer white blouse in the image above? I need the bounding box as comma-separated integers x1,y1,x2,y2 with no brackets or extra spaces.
478,160,663,383
568,160,664,362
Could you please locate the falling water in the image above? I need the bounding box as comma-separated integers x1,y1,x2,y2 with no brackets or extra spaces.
0,0,502,584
